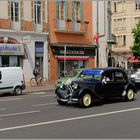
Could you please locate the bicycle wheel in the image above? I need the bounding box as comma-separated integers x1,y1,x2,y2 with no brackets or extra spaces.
40,77,48,86
30,78,37,87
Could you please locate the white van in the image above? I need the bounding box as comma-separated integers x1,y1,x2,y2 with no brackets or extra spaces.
0,67,25,95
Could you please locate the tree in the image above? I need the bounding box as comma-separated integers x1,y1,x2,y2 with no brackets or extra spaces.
130,20,140,59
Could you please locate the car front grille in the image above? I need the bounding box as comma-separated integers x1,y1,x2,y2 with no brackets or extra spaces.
68,84,75,94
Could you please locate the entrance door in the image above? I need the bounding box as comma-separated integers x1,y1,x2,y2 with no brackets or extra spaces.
35,42,44,77
2,56,9,67
35,57,43,77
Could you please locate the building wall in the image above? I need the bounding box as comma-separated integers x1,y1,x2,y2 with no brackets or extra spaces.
92,0,109,68
111,0,140,56
48,0,94,83
0,0,49,85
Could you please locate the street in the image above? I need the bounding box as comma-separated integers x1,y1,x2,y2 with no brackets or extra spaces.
0,90,139,138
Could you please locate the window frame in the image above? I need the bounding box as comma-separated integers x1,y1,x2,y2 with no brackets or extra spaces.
34,0,42,24
10,0,20,22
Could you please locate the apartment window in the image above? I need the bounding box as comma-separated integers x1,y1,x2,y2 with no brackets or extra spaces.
72,1,82,21
123,35,126,45
135,0,140,10
114,2,117,12
56,0,67,20
10,1,19,22
34,0,42,24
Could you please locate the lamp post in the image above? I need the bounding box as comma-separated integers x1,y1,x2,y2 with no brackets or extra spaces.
96,0,99,68
64,45,66,76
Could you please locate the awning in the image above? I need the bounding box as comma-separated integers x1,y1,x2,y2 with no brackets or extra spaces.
57,56,89,60
128,57,140,63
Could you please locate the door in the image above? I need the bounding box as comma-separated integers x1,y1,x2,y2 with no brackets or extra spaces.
113,71,127,96
101,71,117,98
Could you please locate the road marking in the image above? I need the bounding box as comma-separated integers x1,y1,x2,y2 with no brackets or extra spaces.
32,102,57,107
33,92,46,95
40,94,55,97
0,108,6,111
0,107,140,132
0,97,22,102
0,110,40,117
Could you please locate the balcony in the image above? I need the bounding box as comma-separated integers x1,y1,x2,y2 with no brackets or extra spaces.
54,19,89,34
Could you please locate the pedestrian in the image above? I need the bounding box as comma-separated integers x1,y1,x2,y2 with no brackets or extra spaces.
33,64,40,81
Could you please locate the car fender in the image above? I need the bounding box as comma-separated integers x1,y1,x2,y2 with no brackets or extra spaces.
78,88,101,99
122,82,137,96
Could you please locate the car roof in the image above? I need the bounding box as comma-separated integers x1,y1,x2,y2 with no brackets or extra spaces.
86,67,126,72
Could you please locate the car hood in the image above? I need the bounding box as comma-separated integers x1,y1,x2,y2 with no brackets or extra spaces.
56,77,75,85
73,78,100,86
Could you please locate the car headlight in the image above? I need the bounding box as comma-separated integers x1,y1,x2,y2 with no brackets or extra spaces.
73,83,78,89
60,82,64,89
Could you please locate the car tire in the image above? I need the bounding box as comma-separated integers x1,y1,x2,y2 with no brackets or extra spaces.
14,86,22,96
57,99,67,105
79,93,92,108
125,89,135,101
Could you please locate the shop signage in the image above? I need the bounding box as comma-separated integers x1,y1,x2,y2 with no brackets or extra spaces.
60,50,84,55
0,43,24,55
52,46,95,56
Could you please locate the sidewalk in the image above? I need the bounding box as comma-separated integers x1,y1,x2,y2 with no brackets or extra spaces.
23,83,55,94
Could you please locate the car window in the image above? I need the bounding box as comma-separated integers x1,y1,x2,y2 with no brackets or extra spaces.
115,72,124,81
103,71,114,81
82,69,102,80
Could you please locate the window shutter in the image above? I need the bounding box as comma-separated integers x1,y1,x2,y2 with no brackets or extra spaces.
80,1,83,21
72,1,75,21
65,0,68,21
56,0,59,19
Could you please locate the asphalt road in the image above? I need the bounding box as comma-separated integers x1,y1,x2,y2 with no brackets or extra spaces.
0,90,139,139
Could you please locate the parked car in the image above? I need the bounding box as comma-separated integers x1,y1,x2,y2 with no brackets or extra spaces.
55,68,88,88
55,67,137,108
130,70,140,89
0,67,25,95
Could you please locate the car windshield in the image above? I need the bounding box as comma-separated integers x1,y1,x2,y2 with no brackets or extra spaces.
80,69,103,80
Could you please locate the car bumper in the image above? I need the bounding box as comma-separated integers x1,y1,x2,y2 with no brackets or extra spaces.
55,88,79,103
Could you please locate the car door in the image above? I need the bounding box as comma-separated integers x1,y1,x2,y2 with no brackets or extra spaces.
101,71,117,98
113,71,127,97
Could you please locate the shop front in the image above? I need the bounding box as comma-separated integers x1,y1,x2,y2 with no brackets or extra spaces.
51,45,95,79
0,43,24,67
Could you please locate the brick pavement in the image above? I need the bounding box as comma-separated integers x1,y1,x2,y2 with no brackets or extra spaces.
23,84,55,94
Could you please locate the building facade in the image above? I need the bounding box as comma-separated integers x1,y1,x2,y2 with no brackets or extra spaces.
48,0,95,83
111,0,140,68
92,0,109,68
0,0,49,84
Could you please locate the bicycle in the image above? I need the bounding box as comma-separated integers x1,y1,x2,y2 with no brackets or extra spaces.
30,76,48,87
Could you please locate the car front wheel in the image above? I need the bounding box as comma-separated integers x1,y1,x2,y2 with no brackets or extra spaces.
79,93,92,108
14,86,22,96
125,89,135,101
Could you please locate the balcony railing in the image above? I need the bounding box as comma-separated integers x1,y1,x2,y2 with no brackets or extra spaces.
54,19,89,34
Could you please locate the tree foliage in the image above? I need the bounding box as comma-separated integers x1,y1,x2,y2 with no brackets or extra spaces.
131,20,140,59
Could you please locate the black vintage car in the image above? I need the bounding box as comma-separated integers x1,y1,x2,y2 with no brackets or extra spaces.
55,68,137,108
